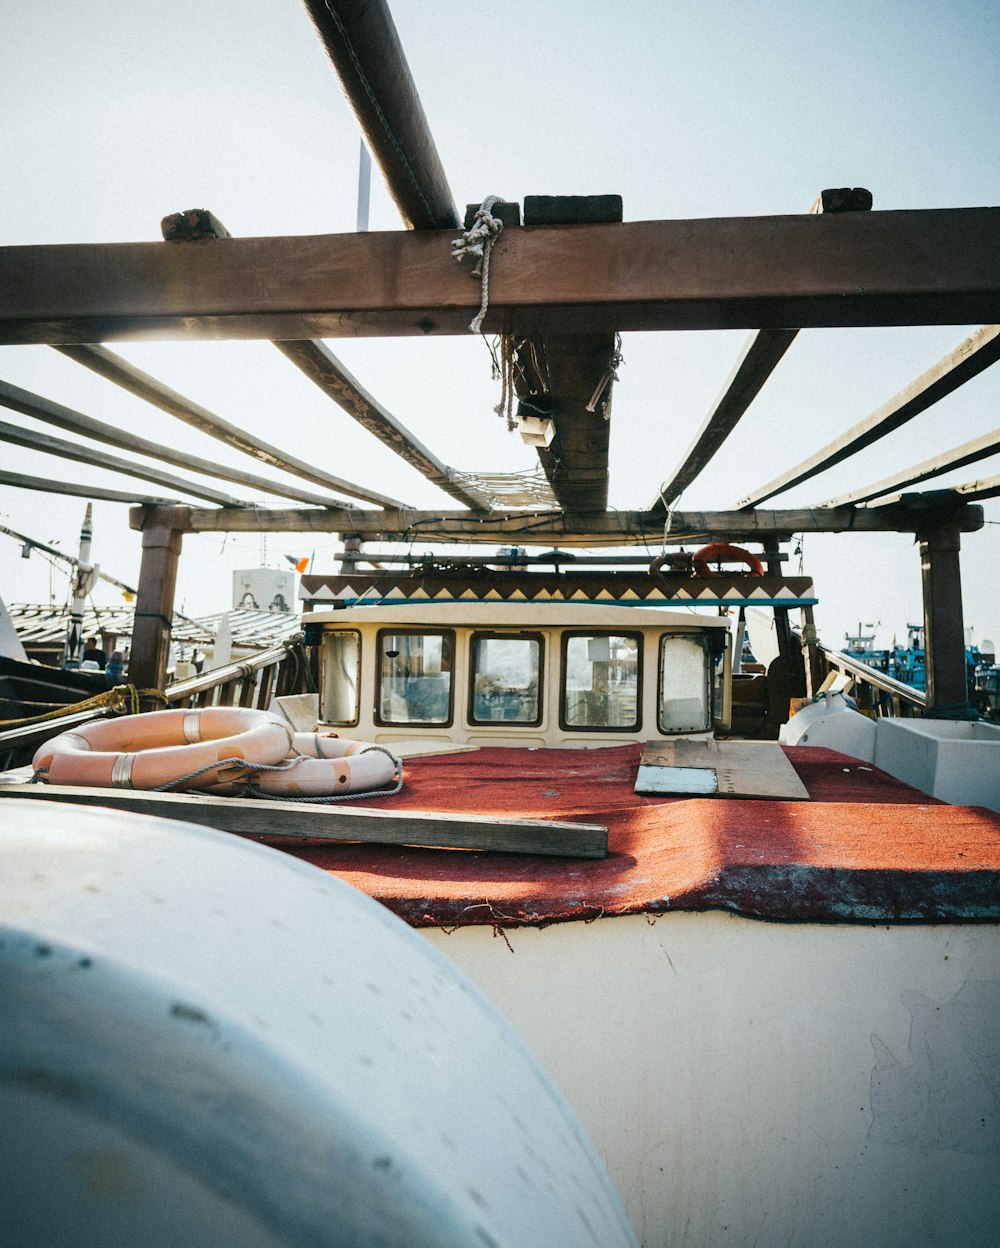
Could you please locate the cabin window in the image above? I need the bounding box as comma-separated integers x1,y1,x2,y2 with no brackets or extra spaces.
469,633,543,725
561,632,641,731
376,630,454,726
321,630,361,725
658,634,712,733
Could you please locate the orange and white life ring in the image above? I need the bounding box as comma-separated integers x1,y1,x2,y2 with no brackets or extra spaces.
691,543,764,578
32,707,293,792
201,732,400,797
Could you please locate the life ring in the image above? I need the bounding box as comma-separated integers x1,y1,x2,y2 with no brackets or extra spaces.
32,707,293,791
200,733,401,798
691,543,764,578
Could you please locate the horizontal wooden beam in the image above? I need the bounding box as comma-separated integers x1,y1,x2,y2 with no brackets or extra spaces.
0,468,176,506
0,784,608,858
0,417,244,507
3,208,999,343
130,501,985,542
819,424,1000,508
735,322,1000,508
651,329,798,509
0,378,357,510
57,344,405,509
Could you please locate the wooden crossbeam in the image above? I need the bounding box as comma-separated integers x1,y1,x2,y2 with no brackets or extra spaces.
302,0,459,231
734,323,1000,508
0,378,357,510
0,418,244,507
651,329,798,509
56,344,405,509
3,209,999,343
133,501,985,542
819,424,1000,508
0,469,175,506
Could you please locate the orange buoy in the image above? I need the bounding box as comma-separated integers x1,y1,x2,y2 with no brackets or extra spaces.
691,543,764,577
32,707,293,791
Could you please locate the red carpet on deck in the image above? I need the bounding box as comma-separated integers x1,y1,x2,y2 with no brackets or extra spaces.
261,744,1000,927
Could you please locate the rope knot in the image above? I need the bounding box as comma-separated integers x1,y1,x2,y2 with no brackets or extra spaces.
452,196,507,333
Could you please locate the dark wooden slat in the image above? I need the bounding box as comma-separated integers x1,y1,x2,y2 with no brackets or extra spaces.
651,329,798,508
128,506,188,691
3,209,999,342
0,784,608,858
142,501,985,541
0,417,243,506
274,339,489,510
57,344,405,509
0,378,356,510
951,473,1000,501
818,425,1000,508
735,323,1000,508
302,0,459,231
0,468,175,506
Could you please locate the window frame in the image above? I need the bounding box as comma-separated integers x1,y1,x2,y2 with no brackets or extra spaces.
374,628,456,728
558,629,643,734
467,630,545,727
656,631,714,735
320,628,362,727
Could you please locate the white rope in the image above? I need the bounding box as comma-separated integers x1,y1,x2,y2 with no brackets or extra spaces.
452,196,506,333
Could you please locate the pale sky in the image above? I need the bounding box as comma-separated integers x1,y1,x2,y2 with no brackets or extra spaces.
1,0,998,650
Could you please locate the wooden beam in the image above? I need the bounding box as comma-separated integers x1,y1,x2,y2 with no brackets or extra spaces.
3,208,999,343
128,506,190,691
56,344,405,509
0,468,175,506
818,424,1000,508
301,0,459,231
273,339,490,510
0,783,608,858
735,323,1000,508
918,517,969,707
136,501,986,543
159,210,487,511
0,417,244,506
651,329,798,508
0,378,359,510
950,473,1000,502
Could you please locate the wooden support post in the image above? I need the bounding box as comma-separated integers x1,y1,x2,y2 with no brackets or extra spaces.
800,604,824,699
128,506,190,695
764,545,806,730
919,516,969,708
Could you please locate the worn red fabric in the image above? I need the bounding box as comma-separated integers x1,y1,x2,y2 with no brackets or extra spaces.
260,744,1000,927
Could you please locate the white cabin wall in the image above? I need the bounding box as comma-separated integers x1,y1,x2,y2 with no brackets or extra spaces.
423,911,999,1248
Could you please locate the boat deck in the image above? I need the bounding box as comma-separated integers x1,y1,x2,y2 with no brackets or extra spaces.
263,744,1000,927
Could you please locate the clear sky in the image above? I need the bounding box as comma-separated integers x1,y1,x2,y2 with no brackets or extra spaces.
1,0,998,651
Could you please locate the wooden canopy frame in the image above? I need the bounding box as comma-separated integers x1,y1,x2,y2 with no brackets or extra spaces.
1,0,998,704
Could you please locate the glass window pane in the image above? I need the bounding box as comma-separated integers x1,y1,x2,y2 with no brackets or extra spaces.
471,635,541,723
563,634,639,729
321,631,360,725
378,632,452,724
659,635,711,732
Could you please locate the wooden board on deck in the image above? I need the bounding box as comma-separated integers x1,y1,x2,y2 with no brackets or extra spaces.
636,738,810,801
0,782,607,858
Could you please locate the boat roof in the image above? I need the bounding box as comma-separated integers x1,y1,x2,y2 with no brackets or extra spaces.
305,601,731,630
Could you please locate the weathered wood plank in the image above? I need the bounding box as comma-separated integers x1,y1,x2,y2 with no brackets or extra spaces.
56,344,404,509
736,323,1000,508
0,377,357,510
0,785,608,858
637,739,810,801
153,501,986,541
2,209,999,343
0,468,176,506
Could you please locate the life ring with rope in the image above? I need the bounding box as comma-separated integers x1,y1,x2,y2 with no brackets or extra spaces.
691,543,764,578
32,707,294,791
32,711,401,798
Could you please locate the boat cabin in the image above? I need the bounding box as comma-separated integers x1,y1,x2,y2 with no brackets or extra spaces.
304,602,732,749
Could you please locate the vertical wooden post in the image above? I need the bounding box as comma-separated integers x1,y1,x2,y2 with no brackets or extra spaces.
128,506,191,694
918,517,968,708
800,605,824,699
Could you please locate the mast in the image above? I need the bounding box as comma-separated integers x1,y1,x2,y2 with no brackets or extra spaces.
62,502,97,668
